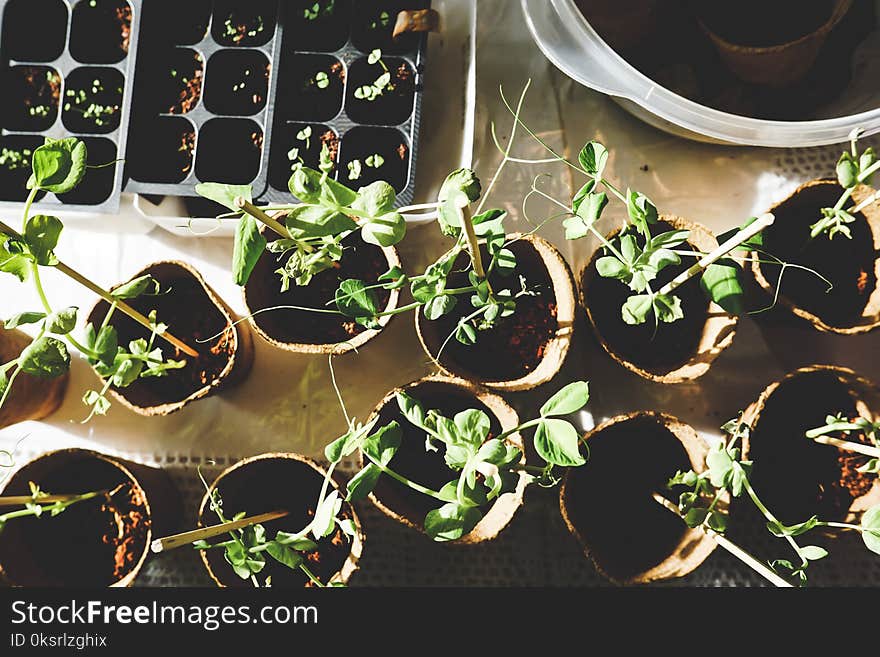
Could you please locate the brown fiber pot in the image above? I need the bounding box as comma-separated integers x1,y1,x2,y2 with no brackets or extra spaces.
579,216,738,383
741,365,880,525
0,327,68,429
696,0,853,86
362,375,528,543
0,448,180,587
243,222,402,355
87,260,254,416
198,453,363,587
415,233,577,392
560,412,718,584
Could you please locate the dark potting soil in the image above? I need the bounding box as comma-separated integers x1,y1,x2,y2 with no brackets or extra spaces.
212,0,276,48
0,135,46,202
282,54,345,122
159,49,204,115
583,222,709,375
338,126,410,192
694,0,834,47
420,239,558,382
88,268,235,408
2,0,68,62
203,50,270,116
0,457,148,586
200,458,353,587
563,415,691,582
56,137,117,205
148,0,211,45
194,118,263,184
61,67,124,134
370,381,503,525
269,123,339,192
288,0,352,52
129,117,195,183
4,66,61,132
345,57,416,126
70,0,132,64
247,232,391,345
747,370,875,523
758,182,877,328
351,0,429,55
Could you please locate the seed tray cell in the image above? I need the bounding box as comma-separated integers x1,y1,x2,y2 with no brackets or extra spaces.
0,0,140,211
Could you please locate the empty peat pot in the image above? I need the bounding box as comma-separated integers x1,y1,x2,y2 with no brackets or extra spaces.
0,327,68,429
693,0,854,86
415,233,576,391
362,375,528,543
0,448,180,586
198,453,363,587
87,260,254,416
560,412,717,584
579,217,738,383
244,224,402,354
741,366,880,525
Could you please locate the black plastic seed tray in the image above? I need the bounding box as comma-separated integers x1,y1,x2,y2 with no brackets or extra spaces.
125,0,430,210
0,0,140,212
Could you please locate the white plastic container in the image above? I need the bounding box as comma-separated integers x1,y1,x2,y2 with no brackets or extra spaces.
521,0,880,147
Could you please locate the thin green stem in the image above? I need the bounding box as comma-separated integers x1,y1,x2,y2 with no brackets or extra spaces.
363,451,446,501
497,418,543,441
299,563,325,587
21,187,38,233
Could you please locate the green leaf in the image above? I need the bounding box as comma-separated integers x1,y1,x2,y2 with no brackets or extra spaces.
860,505,880,555
576,191,608,225
18,336,70,378
24,215,63,266
286,204,357,237
396,391,426,429
716,217,764,251
93,326,118,366
335,279,379,321
4,311,46,329
423,503,483,542
289,166,357,207
111,274,160,299
837,153,859,189
453,409,491,447
265,542,304,571
563,216,590,241
28,137,88,194
626,190,658,231
701,260,744,315
650,230,690,248
312,490,341,539
379,266,407,289
578,142,608,176
800,545,828,561
0,237,31,282
534,418,586,467
653,294,683,324
706,445,735,489
437,168,481,235
540,381,590,417
362,421,402,466
455,323,477,345
232,215,267,286
352,180,397,215
424,293,456,320
274,533,319,551
596,256,629,280
362,212,406,247
195,182,253,211
472,209,506,236
571,179,596,214
621,294,653,325
45,307,77,335
346,464,382,502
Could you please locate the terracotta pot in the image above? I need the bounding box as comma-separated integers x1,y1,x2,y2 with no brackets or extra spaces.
696,0,854,86
243,221,402,355
0,327,68,428
560,412,718,584
415,233,577,392
0,448,180,587
198,453,363,587
362,375,528,543
87,260,254,416
578,216,738,383
741,365,880,525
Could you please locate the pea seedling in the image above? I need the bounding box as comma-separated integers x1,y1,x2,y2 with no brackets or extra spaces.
665,416,880,586
304,1,336,21
354,49,393,102
811,128,880,240
0,137,194,420
806,413,880,474
0,481,118,534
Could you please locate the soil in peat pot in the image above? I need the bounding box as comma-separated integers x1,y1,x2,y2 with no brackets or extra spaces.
201,458,353,587
371,382,503,524
87,269,235,408
1,0,68,62
746,371,875,523
282,54,346,123
247,232,391,345
694,0,835,47
0,457,148,586
563,416,692,582
212,0,276,48
70,0,132,64
758,183,877,329
269,123,339,192
345,57,416,126
583,222,709,375
3,66,61,132
423,240,558,382
289,0,351,52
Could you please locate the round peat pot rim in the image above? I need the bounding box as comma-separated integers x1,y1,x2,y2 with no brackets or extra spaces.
242,220,403,355
579,216,739,383
362,374,528,544
750,179,880,335
414,233,577,392
741,364,880,517
197,452,363,587
0,448,153,587
86,259,251,416
559,411,718,585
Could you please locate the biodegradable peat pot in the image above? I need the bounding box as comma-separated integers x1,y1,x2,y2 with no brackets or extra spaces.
415,233,576,392
362,376,528,543
0,448,180,587
694,0,854,86
87,260,254,416
560,412,718,584
579,217,738,383
741,366,880,525
0,327,68,428
198,453,363,587
244,223,402,355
